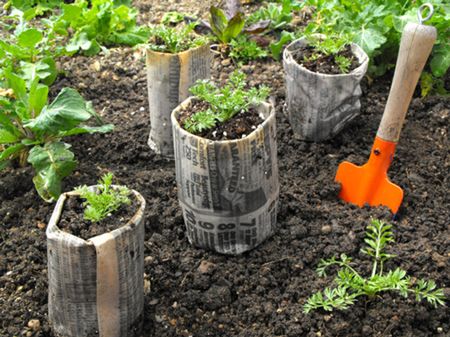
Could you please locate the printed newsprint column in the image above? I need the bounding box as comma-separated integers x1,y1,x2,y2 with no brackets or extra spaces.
283,38,369,142
46,190,145,337
146,44,211,157
172,98,280,255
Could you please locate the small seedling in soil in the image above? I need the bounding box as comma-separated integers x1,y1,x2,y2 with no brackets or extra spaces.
75,173,131,223
304,219,446,313
294,34,359,75
182,70,269,135
161,11,186,25
147,22,207,53
229,35,268,63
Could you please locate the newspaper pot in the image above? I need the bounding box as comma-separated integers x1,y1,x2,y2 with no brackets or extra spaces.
146,44,211,157
283,37,369,142
171,97,279,255
46,187,146,337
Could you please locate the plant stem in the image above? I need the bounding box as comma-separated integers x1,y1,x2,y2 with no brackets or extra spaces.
371,225,383,278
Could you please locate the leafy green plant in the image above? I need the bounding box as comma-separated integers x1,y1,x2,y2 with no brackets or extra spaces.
248,0,301,30
161,11,186,25
60,0,150,56
208,4,246,44
229,35,267,63
297,0,449,82
0,9,67,86
184,71,270,134
147,23,208,54
303,219,446,313
0,72,113,202
189,0,270,45
75,173,131,223
3,0,60,17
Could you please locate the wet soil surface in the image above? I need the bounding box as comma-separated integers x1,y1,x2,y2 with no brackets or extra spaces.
177,100,264,141
293,45,360,75
58,194,139,240
1,1,449,337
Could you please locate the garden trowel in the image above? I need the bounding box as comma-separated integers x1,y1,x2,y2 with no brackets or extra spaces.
335,4,437,214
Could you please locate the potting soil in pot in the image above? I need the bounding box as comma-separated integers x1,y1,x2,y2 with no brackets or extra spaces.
176,101,264,141
58,195,139,240
292,44,360,75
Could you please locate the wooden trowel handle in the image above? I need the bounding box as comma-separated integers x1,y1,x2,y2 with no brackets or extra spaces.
377,21,437,142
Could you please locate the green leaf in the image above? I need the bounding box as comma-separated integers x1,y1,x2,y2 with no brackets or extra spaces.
109,26,150,45
5,70,27,104
209,6,228,42
28,80,49,117
20,61,52,84
61,3,82,21
0,110,20,136
0,128,20,144
24,88,94,135
17,28,43,49
58,124,114,137
114,0,132,6
66,33,90,53
352,27,386,56
223,13,245,42
28,142,77,202
0,143,25,161
40,57,58,85
430,45,450,78
270,30,295,60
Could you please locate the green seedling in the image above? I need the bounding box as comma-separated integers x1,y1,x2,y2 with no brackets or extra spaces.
335,55,352,73
304,219,446,313
184,70,269,134
147,22,208,54
161,11,186,25
300,34,354,73
75,173,131,223
229,35,267,63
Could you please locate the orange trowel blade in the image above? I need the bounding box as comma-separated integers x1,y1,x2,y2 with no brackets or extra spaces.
335,137,404,214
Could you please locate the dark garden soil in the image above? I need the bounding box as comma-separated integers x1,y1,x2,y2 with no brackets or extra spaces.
177,100,264,141
292,45,360,75
58,194,139,240
1,1,449,337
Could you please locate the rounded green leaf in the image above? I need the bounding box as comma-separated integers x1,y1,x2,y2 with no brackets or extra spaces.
17,28,43,49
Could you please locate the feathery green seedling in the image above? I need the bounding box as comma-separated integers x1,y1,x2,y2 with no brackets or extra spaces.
302,34,354,74
184,71,269,134
303,219,446,313
229,35,267,63
75,173,131,223
147,22,207,53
